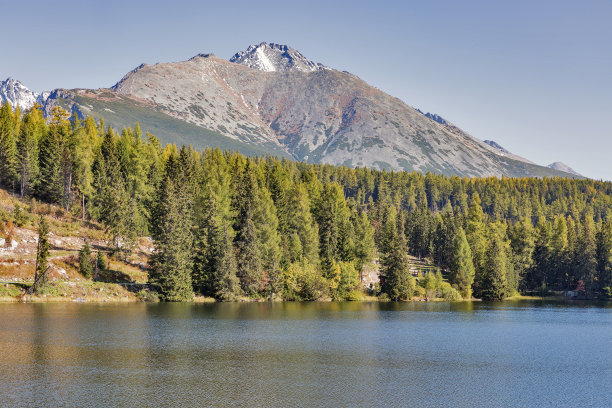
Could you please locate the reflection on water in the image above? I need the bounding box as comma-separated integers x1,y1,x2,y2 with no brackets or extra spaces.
0,300,611,407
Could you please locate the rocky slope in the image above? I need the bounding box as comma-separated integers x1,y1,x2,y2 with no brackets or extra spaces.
230,42,327,72
548,162,581,176
5,43,580,178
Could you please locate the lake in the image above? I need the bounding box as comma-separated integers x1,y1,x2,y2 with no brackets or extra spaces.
1,300,611,407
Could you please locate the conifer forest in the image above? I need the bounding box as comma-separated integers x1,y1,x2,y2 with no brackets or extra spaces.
1,103,611,301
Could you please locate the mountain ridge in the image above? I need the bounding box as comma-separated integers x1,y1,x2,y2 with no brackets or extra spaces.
1,43,581,178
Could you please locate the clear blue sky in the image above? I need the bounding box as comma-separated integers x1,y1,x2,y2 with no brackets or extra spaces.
2,0,610,179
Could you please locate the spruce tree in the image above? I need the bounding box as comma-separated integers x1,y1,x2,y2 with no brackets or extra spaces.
36,118,62,203
317,183,340,277
79,242,93,279
595,221,612,297
478,232,509,301
16,105,45,197
508,217,535,289
32,216,50,294
526,219,551,291
148,156,194,301
380,210,414,300
550,216,569,289
193,187,240,300
253,187,282,295
353,207,376,272
576,214,597,291
235,203,263,296
0,102,18,190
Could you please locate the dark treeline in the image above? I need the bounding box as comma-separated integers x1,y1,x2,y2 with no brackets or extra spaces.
1,103,612,301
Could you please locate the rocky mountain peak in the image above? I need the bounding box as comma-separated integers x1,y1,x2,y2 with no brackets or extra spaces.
548,162,581,176
417,109,449,126
0,77,42,111
483,140,511,154
229,42,326,72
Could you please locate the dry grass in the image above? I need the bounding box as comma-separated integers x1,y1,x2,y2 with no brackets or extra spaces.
0,261,35,280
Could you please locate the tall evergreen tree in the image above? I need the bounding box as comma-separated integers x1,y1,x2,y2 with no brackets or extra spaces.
193,186,240,300
148,155,194,301
508,217,535,289
32,216,50,294
576,214,598,291
595,221,612,297
478,231,509,301
36,108,66,203
466,193,487,293
235,203,263,296
380,210,414,300
79,242,93,279
0,102,18,190
253,186,282,295
449,227,475,298
526,218,551,290
16,105,45,197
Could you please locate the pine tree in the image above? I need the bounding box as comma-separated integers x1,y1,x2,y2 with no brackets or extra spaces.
449,227,475,298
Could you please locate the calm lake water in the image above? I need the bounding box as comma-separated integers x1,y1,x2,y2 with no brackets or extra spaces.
1,300,611,407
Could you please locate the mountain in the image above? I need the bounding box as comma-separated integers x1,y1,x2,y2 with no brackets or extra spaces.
548,162,581,176
481,139,535,164
9,42,580,178
0,78,41,111
229,42,327,72
417,109,448,126
483,140,510,153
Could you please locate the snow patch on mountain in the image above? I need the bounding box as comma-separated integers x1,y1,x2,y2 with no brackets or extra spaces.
0,78,45,111
230,42,327,72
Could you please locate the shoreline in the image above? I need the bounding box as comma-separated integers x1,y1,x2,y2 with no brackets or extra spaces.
0,291,567,304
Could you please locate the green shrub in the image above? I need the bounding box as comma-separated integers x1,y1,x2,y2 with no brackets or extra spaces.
439,282,462,301
137,289,160,302
12,204,29,227
281,261,329,301
333,261,362,300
